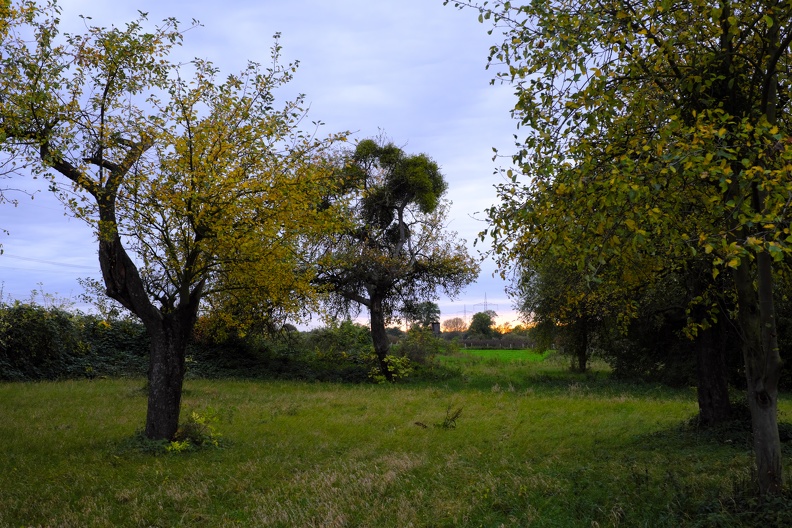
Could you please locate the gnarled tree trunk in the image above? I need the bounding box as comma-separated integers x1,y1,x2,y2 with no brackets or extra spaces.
99,233,203,440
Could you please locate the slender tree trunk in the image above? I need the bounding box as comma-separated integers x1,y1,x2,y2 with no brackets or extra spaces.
736,14,784,495
734,257,783,494
369,296,393,381
574,318,589,373
695,322,732,426
725,59,784,491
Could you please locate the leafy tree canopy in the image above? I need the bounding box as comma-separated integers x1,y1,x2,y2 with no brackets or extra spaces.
442,316,467,333
403,301,441,328
468,310,497,338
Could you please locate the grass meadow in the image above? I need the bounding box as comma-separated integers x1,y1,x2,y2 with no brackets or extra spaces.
452,348,550,362
1,351,791,527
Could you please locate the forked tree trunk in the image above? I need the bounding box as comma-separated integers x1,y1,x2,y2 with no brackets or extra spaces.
45,135,204,442
99,233,203,441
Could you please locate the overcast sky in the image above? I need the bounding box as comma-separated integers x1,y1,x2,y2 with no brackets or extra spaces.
0,0,523,327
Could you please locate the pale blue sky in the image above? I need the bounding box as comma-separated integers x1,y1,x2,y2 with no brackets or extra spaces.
0,0,522,327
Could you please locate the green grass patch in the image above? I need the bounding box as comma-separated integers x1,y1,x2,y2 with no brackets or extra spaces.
458,348,550,362
1,361,791,527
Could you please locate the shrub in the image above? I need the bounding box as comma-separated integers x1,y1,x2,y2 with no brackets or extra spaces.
302,320,374,358
0,302,149,381
0,303,87,380
293,321,376,382
369,354,413,383
187,320,377,382
392,326,456,364
80,315,149,377
171,408,225,451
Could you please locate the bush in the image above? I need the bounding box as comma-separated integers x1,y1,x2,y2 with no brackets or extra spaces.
298,321,376,382
369,354,413,383
0,301,466,384
597,312,742,388
0,303,148,381
392,326,455,364
188,319,279,378
80,315,149,377
301,320,373,357
186,319,377,382
0,303,87,380
171,408,225,451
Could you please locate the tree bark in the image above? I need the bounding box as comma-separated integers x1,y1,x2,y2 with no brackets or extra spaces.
734,256,783,495
38,106,204,442
98,233,203,440
573,317,589,373
143,313,193,440
739,11,784,495
694,322,732,426
369,296,393,381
